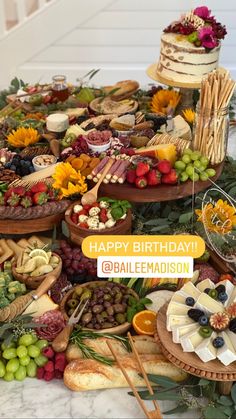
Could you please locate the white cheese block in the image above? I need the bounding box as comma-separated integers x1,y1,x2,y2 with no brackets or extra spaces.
195,332,217,362
227,330,236,351
147,290,174,312
180,329,204,352
217,331,236,366
160,115,192,142
167,315,194,331
166,301,190,316
172,323,199,344
178,281,201,299
196,279,215,293
171,292,186,304
195,293,224,314
226,286,236,307
23,294,59,317
46,113,69,132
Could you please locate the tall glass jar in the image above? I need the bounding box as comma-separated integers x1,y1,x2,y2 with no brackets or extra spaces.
193,103,229,165
51,75,69,102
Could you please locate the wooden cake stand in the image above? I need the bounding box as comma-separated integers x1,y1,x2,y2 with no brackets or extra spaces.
98,162,223,203
146,63,200,111
156,302,236,395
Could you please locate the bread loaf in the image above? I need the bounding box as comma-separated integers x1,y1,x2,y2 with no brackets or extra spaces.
64,354,188,391
66,335,161,362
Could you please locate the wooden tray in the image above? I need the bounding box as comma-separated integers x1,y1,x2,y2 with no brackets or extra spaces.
156,302,236,381
0,212,64,234
98,163,223,203
89,97,139,115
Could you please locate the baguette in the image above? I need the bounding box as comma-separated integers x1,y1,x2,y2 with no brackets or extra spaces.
66,335,161,362
64,354,187,391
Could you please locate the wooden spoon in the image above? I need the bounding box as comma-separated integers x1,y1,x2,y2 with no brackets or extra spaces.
81,158,114,205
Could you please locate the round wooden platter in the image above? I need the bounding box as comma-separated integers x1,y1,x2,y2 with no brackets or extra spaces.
89,97,139,115
155,302,236,381
0,212,64,234
146,63,201,89
98,163,223,203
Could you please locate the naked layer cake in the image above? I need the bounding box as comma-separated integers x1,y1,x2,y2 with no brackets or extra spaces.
157,6,227,84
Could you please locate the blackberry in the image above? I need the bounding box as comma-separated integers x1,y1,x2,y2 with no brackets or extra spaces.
204,288,211,294
188,308,204,322
215,284,226,294
229,318,236,333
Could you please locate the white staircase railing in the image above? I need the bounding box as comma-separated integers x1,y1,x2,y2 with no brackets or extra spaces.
0,0,52,38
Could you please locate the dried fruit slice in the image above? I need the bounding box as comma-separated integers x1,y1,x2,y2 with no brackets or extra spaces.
132,310,156,336
30,265,53,277
15,258,37,274
29,249,49,262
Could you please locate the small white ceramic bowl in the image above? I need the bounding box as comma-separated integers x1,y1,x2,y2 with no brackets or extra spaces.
32,155,57,172
86,139,111,153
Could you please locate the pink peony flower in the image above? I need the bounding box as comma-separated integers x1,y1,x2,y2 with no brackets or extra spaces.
198,27,217,49
194,6,211,19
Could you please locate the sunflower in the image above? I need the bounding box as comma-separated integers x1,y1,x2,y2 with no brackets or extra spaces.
182,108,195,125
52,162,87,199
195,199,236,235
151,89,181,115
7,127,40,148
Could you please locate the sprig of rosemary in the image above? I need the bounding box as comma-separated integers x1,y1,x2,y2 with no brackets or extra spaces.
70,328,131,366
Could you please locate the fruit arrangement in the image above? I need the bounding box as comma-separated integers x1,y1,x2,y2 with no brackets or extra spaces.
1,182,58,208
4,154,35,176
0,333,49,382
127,159,178,188
55,240,97,282
15,247,60,277
36,347,67,381
65,153,100,178
70,197,131,230
174,149,216,182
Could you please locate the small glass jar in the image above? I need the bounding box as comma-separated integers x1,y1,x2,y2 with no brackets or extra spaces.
193,103,229,165
51,75,69,102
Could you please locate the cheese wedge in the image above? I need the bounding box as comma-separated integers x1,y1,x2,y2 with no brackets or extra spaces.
166,301,190,316
196,279,215,293
180,328,204,352
195,332,217,362
195,293,224,314
23,294,59,317
172,323,199,344
171,292,186,304
227,287,236,307
167,315,194,331
217,331,236,366
178,282,201,299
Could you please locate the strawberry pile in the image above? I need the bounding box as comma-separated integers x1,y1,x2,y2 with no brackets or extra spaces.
126,160,178,189
37,346,67,381
1,182,58,207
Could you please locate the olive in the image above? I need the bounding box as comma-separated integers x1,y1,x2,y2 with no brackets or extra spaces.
67,298,78,308
108,315,114,323
104,301,111,308
113,303,126,313
115,313,126,324
75,286,83,296
101,311,108,318
104,294,111,301
107,306,114,316
72,291,79,299
96,314,104,324
68,308,75,316
87,323,93,329
80,290,92,301
95,324,101,330
103,322,113,328
113,286,121,294
81,312,92,324
114,292,122,303
92,304,103,314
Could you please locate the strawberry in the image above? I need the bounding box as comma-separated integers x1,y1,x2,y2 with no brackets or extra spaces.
100,208,108,223
161,169,178,184
126,169,136,184
32,192,49,205
135,176,148,189
136,162,150,177
7,193,21,207
78,209,88,216
147,169,161,186
31,182,48,194
21,196,33,208
71,213,78,224
157,160,172,174
79,222,89,229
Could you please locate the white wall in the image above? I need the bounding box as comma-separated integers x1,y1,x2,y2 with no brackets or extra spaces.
0,0,236,88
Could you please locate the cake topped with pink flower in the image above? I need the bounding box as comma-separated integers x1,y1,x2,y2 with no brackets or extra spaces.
157,6,227,84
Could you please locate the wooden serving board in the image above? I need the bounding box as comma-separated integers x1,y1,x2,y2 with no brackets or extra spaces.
89,97,139,115
98,163,223,203
156,302,236,381
0,212,64,234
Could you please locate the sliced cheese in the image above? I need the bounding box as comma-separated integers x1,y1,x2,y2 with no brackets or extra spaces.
167,314,194,331
195,332,217,362
172,323,199,344
166,301,190,316
178,282,201,299
171,292,186,304
196,279,215,293
23,294,59,318
180,328,204,352
217,331,236,366
195,293,224,314
160,115,192,142
227,287,236,307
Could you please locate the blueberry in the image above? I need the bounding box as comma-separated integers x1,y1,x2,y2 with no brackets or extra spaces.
204,288,211,294
185,297,195,306
213,337,224,348
218,292,228,303
199,315,209,326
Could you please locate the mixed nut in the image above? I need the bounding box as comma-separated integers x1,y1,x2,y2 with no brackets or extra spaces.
33,155,56,167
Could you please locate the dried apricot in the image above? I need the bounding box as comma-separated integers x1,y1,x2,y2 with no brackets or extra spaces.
89,157,100,168
81,167,92,177
71,158,83,170
65,155,76,163
80,153,91,163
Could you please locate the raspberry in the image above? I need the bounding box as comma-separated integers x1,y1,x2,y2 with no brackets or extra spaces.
55,352,66,362
54,370,63,379
37,367,45,379
42,346,55,359
44,361,55,373
44,371,55,381
55,359,66,372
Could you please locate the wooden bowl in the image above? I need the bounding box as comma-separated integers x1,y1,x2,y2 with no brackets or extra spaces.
60,280,139,335
65,203,132,246
12,253,62,290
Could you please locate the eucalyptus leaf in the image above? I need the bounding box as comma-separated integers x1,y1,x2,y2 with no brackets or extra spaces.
218,396,233,406
164,404,188,415
204,406,228,419
199,378,211,386
146,374,177,388
150,226,170,232
231,383,236,404
179,212,193,223
134,390,180,401
168,211,180,221
61,220,70,238
144,218,169,226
